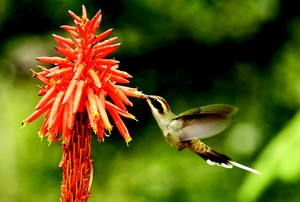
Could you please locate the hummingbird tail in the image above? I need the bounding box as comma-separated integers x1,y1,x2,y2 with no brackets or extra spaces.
188,140,260,174
228,161,260,174
196,148,233,168
196,149,260,174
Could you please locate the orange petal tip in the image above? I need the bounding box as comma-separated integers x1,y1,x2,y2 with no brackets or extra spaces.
106,125,113,133
21,121,27,128
125,140,132,147
38,133,44,141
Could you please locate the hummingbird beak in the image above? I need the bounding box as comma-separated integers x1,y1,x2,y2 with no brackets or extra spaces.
140,93,149,100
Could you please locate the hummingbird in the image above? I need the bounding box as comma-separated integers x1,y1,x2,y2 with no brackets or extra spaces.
142,94,259,174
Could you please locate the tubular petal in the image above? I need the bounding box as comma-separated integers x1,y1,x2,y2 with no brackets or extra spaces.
62,100,70,143
32,70,51,85
110,75,130,84
87,88,100,120
105,101,136,120
36,65,51,75
38,85,50,96
87,69,101,88
111,68,132,79
53,34,75,47
22,99,54,126
89,10,102,33
67,29,81,39
67,93,76,129
95,64,132,79
74,63,85,80
47,91,65,129
36,56,67,64
115,85,142,98
95,37,118,48
35,85,57,110
107,108,132,143
95,93,112,131
105,84,126,111
106,81,133,106
95,121,105,142
93,59,119,66
81,5,88,20
73,80,85,114
46,67,73,78
99,65,113,83
76,21,86,38
94,28,113,43
50,106,64,141
63,78,77,104
60,25,77,31
55,47,77,60
85,101,97,133
84,44,94,62
68,10,81,23
93,44,120,56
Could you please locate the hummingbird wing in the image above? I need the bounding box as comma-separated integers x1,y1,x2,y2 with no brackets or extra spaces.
171,104,238,141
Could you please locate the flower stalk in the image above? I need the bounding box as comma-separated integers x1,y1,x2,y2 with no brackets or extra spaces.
59,113,93,201
22,5,141,201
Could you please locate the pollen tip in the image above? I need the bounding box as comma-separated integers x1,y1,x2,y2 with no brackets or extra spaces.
92,128,98,134
30,69,37,74
36,65,47,70
47,136,54,145
125,138,132,146
106,126,113,133
92,113,100,121
21,121,27,128
62,98,68,105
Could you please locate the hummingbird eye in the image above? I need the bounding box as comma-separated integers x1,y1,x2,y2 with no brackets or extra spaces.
149,97,165,114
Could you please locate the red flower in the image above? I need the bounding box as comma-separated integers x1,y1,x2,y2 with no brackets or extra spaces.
22,5,141,144
22,6,142,201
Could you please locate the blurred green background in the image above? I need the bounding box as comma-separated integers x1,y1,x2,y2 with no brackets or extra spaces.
1,0,300,201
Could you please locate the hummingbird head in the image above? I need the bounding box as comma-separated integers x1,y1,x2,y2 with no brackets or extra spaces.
142,94,174,131
141,94,177,137
143,95,170,114
141,94,173,119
